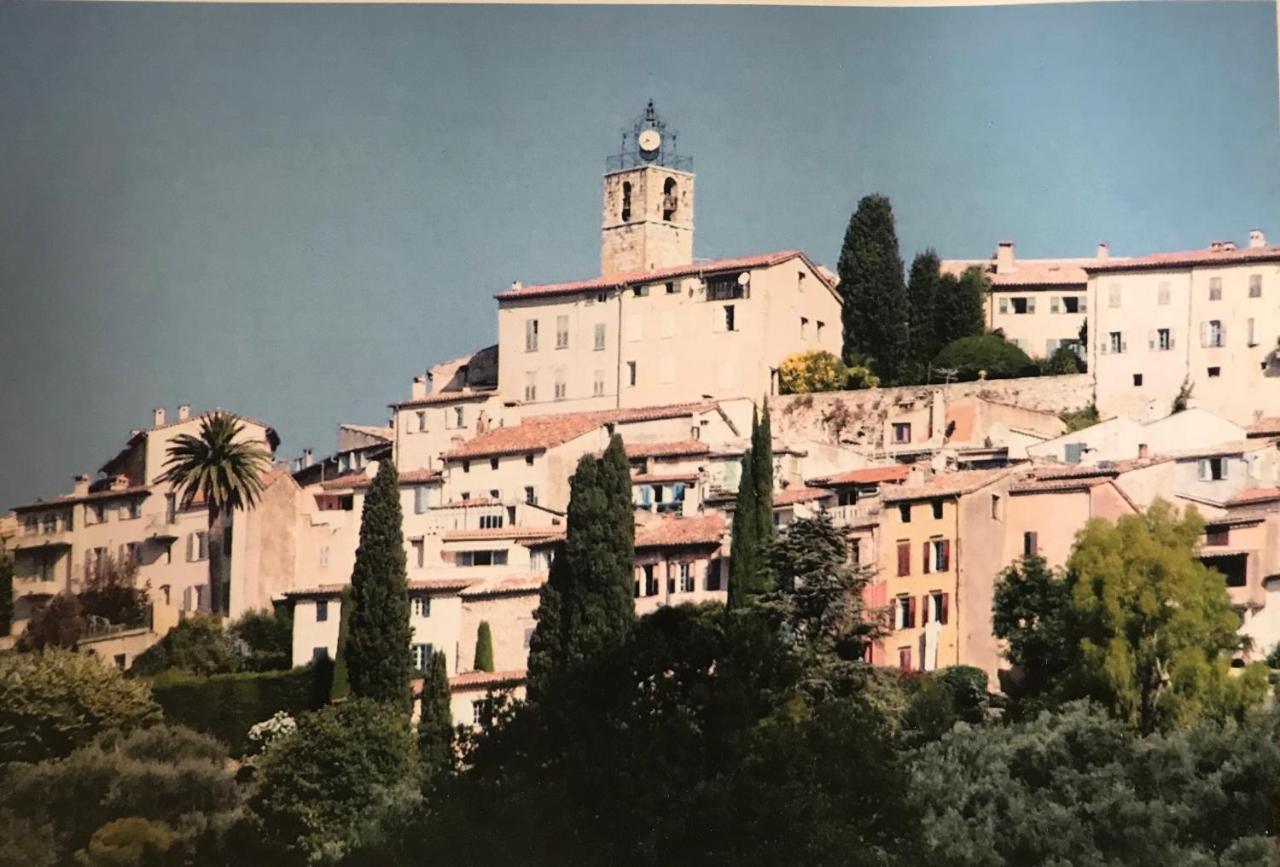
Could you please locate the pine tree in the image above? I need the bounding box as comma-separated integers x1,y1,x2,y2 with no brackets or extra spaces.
838,194,909,383
907,250,941,367
729,406,776,608
527,435,636,700
344,460,413,712
417,650,454,783
474,621,495,673
0,549,12,638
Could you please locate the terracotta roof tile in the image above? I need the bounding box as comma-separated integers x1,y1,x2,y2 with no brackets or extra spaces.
283,577,478,598
12,485,150,513
940,257,1103,288
625,439,711,459
442,526,563,543
392,388,499,410
400,468,443,484
319,472,372,491
882,469,1010,503
447,669,527,692
635,512,727,548
1228,486,1280,507
773,486,834,507
1248,417,1280,437
631,472,699,485
339,423,394,442
1086,244,1280,273
1166,440,1273,460
495,250,831,301
444,401,717,460
812,465,910,487
460,573,548,598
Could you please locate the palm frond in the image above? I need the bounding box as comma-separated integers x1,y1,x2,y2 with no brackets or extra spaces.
156,412,272,513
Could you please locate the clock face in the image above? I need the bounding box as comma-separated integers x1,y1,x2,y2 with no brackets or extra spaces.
637,128,661,154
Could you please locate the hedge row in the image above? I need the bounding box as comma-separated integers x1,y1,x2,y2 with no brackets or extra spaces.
149,660,332,756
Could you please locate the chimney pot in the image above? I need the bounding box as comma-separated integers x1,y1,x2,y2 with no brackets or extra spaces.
178,403,191,420
1096,242,1109,261
1138,443,1149,459
995,241,1015,275
411,375,428,401
72,474,91,495
511,280,523,292
1249,229,1267,249
303,448,314,468
152,407,166,427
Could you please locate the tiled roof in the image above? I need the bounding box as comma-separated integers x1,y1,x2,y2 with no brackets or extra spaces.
1248,417,1280,437
443,401,717,460
283,577,478,598
12,485,150,513
773,486,834,507
400,468,443,484
631,472,699,485
1009,476,1113,495
442,526,563,543
320,472,372,491
636,511,727,548
1203,512,1268,528
495,250,831,301
882,469,1010,503
1228,487,1280,507
460,573,547,598
447,669,527,692
1085,244,1280,273
392,388,499,410
812,465,910,487
940,258,1100,288
625,439,711,459
339,423,394,442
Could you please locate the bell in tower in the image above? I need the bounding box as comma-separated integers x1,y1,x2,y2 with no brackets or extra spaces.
600,101,695,279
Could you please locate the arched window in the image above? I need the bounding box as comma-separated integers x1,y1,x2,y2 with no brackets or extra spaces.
621,182,632,222
662,178,678,221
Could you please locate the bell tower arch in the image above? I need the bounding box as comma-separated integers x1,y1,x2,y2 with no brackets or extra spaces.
601,101,695,278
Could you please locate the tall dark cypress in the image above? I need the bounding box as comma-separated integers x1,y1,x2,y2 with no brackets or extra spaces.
752,400,775,552
729,406,776,608
934,264,989,352
473,621,495,673
838,194,909,383
527,434,636,699
417,650,455,783
344,459,413,712
907,250,942,366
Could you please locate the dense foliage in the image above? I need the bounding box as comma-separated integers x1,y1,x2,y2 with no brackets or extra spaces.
995,503,1270,733
0,725,242,867
79,553,151,630
251,698,420,864
417,650,454,784
934,333,1038,381
906,250,941,367
778,349,879,394
345,459,413,712
148,661,331,756
728,407,776,609
17,592,85,651
0,649,160,765
0,549,14,638
130,613,243,676
932,265,988,352
473,621,494,673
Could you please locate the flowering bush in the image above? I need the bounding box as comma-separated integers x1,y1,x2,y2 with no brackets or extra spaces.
248,711,297,754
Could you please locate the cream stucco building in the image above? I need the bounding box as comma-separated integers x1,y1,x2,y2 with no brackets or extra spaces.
1086,232,1280,424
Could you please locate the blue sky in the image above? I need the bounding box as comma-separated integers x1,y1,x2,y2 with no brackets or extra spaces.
1,1,1277,506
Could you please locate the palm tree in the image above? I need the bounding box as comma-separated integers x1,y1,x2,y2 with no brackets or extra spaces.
157,412,272,615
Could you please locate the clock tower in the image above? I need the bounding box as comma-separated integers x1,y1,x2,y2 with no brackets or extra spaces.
600,101,695,279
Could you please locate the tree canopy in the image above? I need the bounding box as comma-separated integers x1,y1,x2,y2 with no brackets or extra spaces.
934,333,1038,381
839,194,910,383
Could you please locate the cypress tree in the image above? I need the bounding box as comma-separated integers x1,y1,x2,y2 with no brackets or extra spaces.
527,434,636,699
907,250,942,367
0,550,11,638
838,194,909,384
344,459,413,712
417,650,454,782
474,621,495,673
328,586,352,701
729,406,777,608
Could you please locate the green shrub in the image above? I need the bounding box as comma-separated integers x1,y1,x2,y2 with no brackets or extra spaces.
1042,344,1086,375
75,818,175,867
129,614,242,677
934,334,1039,381
149,661,331,756
0,649,161,764
229,608,293,672
1060,403,1100,433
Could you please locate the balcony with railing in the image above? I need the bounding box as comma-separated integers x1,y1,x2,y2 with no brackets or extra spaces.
824,502,883,526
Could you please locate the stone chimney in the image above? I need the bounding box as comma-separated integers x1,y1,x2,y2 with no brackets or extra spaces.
72,474,91,496
1249,229,1267,249
178,403,191,421
510,280,523,292
152,407,166,427
411,375,428,401
1096,242,1109,261
1209,240,1237,253
1137,443,1149,459
303,448,313,468
995,241,1015,275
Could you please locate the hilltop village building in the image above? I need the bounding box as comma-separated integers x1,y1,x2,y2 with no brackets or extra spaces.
14,103,1280,723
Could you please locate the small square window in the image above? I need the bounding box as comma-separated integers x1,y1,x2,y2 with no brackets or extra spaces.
665,281,677,294
899,503,912,523
1133,374,1143,386
1208,366,1221,378
525,454,535,466
931,499,943,520
315,600,329,622
490,457,499,470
